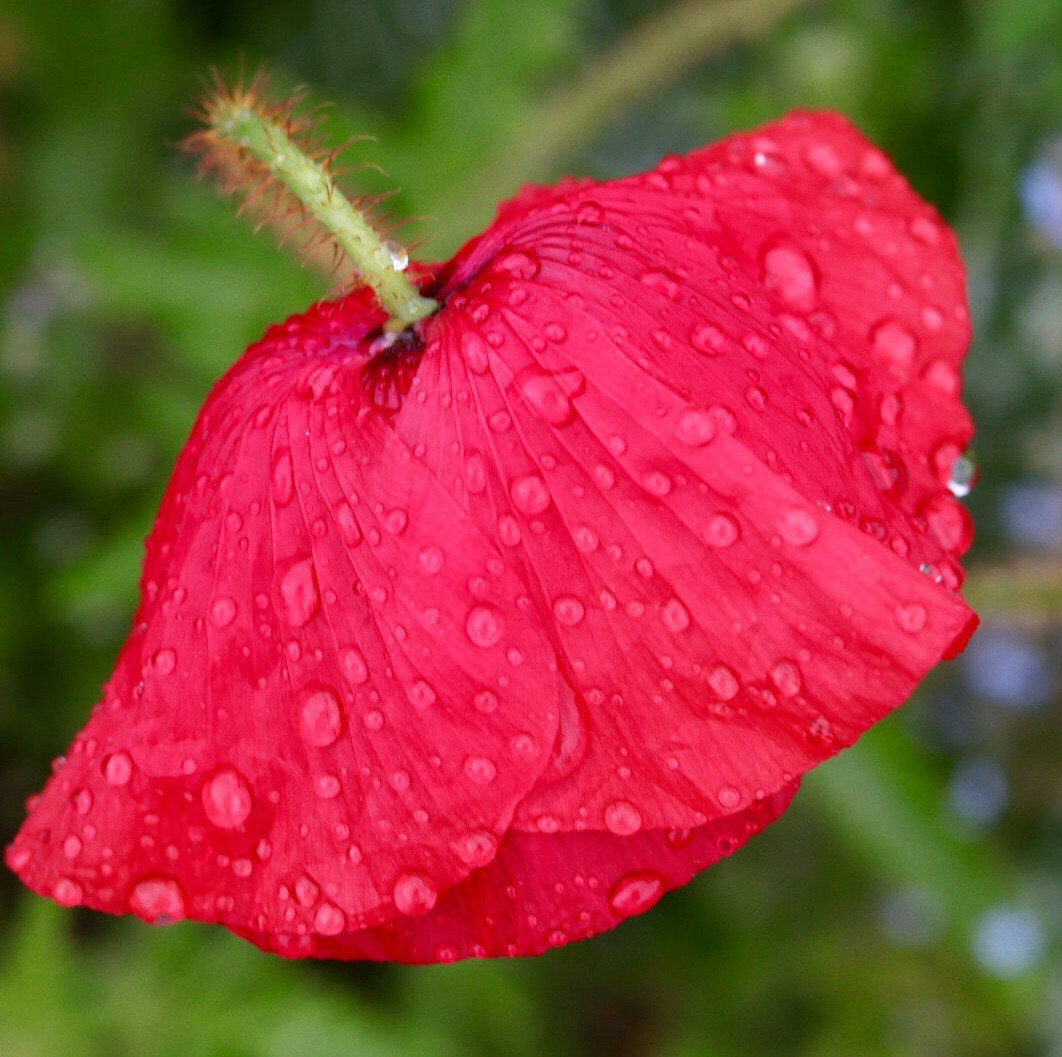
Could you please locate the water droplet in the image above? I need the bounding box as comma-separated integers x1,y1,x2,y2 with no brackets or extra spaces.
210,596,237,628
639,270,681,301
71,788,93,815
313,902,347,935
299,687,344,747
294,876,319,907
708,664,739,700
153,648,177,675
382,508,408,535
770,659,803,697
510,473,551,515
466,605,504,648
871,318,918,370
53,877,83,906
464,756,497,784
573,525,599,553
453,830,499,867
314,773,341,799
745,385,768,411
948,450,978,498
895,602,928,632
461,332,490,375
377,239,408,272
608,871,665,918
407,679,437,710
922,358,960,397
202,767,253,829
463,449,488,494
661,597,691,633
761,242,819,311
921,494,975,554
604,799,642,835
497,514,522,546
717,785,743,809
909,215,941,244
575,200,606,226
332,501,363,547
777,507,820,545
129,876,186,922
674,408,716,446
416,544,445,575
271,449,294,506
493,249,540,281
341,647,369,685
102,751,133,786
553,595,586,626
62,835,82,860
277,557,320,628
393,872,438,916
704,512,740,547
691,322,726,355
514,365,584,426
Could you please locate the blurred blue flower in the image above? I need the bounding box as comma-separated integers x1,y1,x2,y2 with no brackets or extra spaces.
961,625,1054,710
947,757,1008,829
972,906,1045,979
1021,137,1062,249
1001,480,1062,551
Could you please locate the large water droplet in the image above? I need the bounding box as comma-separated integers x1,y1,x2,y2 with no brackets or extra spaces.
510,473,551,515
552,595,586,626
777,507,820,546
674,408,717,446
514,365,585,426
53,877,84,907
277,557,320,628
661,597,691,633
313,902,347,935
761,241,819,312
608,871,665,918
393,871,438,916
466,605,504,648
341,647,369,685
461,332,490,375
691,322,726,355
463,755,498,784
575,200,606,226
604,799,643,835
871,318,918,370
704,512,740,547
271,450,294,506
453,829,498,867
895,602,928,633
492,249,541,281
210,596,237,628
407,679,437,710
417,544,445,575
153,648,177,675
639,270,681,301
707,664,740,700
769,660,803,697
102,751,133,786
202,767,253,829
129,876,187,922
299,687,344,748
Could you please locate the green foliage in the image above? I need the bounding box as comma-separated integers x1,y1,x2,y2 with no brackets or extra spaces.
0,0,1058,1055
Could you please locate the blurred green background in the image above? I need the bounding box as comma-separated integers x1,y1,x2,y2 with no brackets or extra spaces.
0,0,1059,1054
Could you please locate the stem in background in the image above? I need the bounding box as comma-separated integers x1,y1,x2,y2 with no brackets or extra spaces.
188,74,439,331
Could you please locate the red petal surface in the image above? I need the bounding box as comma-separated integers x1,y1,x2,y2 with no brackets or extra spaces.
7,111,976,961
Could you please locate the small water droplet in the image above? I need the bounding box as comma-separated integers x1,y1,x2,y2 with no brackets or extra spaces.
102,751,133,786
604,799,643,835
674,408,716,446
277,557,320,628
314,902,347,935
745,385,768,411
53,877,83,906
947,450,978,498
464,756,498,784
466,605,504,648
299,687,344,748
770,660,803,697
708,664,740,700
62,835,82,860
922,358,960,397
514,365,584,425
639,270,681,301
691,322,726,355
895,602,928,632
314,773,341,799
382,508,408,535
417,544,445,575
921,494,974,554
407,679,437,710
777,507,820,545
717,785,743,809
575,200,606,226
871,318,918,370
393,871,438,916
376,239,409,272
761,241,819,312
210,596,237,628
153,648,177,675
341,647,369,685
71,788,93,815
461,332,490,375
704,512,740,547
202,767,253,829
129,876,186,922
553,595,586,626
492,248,540,281
271,450,294,506
608,871,665,918
510,473,551,515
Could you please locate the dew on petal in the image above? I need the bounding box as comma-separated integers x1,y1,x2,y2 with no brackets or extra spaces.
770,660,803,697
674,408,717,446
417,544,445,575
708,664,740,700
510,473,551,515
407,679,437,710
102,751,133,786
691,322,726,355
299,687,344,748
210,596,237,628
661,597,691,633
777,507,820,545
271,450,294,505
639,269,681,301
704,512,740,547
492,249,541,281
553,595,586,626
129,876,187,923
463,756,498,784
871,318,918,370
466,605,504,648
608,871,665,918
604,799,643,835
461,332,490,374
393,871,438,916
153,648,177,675
277,557,320,628
895,602,928,633
202,767,253,829
313,902,347,936
514,365,584,426
341,647,369,685
761,242,819,312
453,830,499,867
53,877,84,907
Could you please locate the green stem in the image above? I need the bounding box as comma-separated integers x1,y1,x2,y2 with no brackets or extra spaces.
213,101,439,331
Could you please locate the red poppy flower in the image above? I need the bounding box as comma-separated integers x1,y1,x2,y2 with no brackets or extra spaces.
6,111,976,963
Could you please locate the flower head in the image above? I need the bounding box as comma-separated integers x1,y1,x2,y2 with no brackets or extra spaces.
6,110,976,963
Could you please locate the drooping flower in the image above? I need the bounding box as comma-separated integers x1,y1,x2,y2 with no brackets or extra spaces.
6,108,976,963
